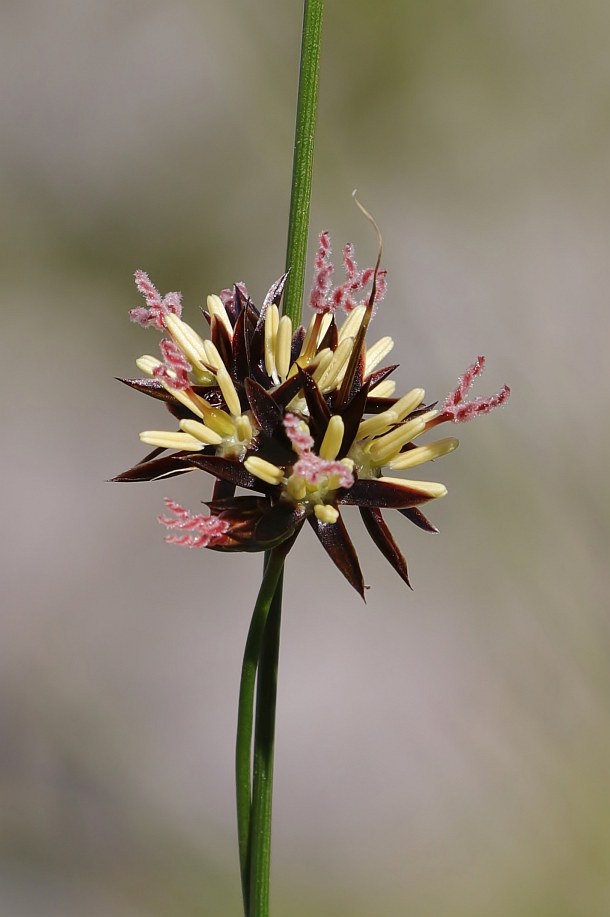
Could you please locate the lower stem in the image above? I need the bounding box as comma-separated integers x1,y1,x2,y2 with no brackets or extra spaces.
236,549,287,914
248,569,284,916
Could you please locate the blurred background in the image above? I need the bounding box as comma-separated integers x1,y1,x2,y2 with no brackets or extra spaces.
2,1,609,914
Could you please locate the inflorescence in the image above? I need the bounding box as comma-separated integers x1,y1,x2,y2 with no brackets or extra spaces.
114,233,509,596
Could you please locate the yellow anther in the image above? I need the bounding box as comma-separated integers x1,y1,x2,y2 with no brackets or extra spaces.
338,305,366,342
201,339,222,372
317,337,354,391
203,340,242,417
319,415,345,461
244,456,284,486
364,336,394,376
369,379,396,398
317,312,333,346
391,388,426,421
206,294,233,338
275,315,293,380
300,313,319,358
166,387,206,419
311,347,333,381
179,419,223,446
388,437,459,471
264,303,280,381
136,355,162,376
235,414,253,443
356,409,398,440
314,504,339,524
378,476,447,500
368,418,427,466
139,430,203,452
286,474,307,501
185,393,235,435
164,314,207,367
414,408,439,427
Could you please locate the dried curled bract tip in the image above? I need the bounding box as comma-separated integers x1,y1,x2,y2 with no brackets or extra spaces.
157,498,230,548
130,270,183,330
440,356,510,423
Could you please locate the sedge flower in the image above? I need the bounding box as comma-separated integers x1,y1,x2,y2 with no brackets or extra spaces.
114,233,509,596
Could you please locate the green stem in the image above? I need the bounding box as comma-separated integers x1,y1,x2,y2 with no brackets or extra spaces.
282,0,324,326
248,568,284,916
236,548,288,913
237,3,324,914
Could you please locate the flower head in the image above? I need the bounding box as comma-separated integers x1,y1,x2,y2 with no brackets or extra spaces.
114,235,509,596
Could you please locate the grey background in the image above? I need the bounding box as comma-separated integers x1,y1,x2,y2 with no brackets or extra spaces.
2,2,609,914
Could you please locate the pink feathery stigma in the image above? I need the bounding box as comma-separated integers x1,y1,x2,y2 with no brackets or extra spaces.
293,453,355,490
283,413,355,489
283,413,314,453
152,339,192,390
372,269,387,306
327,243,388,314
130,270,183,330
442,356,511,423
158,498,230,548
309,231,335,313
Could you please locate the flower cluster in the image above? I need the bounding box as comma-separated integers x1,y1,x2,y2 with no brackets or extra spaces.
114,233,509,596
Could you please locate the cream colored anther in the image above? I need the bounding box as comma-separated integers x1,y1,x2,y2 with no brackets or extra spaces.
202,340,242,417
319,416,345,461
388,437,458,471
207,294,233,338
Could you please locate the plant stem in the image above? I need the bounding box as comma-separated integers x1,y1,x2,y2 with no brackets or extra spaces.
236,548,288,914
282,0,324,327
237,3,324,914
248,568,284,916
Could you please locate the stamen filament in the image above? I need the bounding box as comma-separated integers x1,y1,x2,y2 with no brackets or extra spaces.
188,393,236,436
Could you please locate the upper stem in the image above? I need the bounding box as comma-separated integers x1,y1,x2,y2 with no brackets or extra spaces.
282,0,324,327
